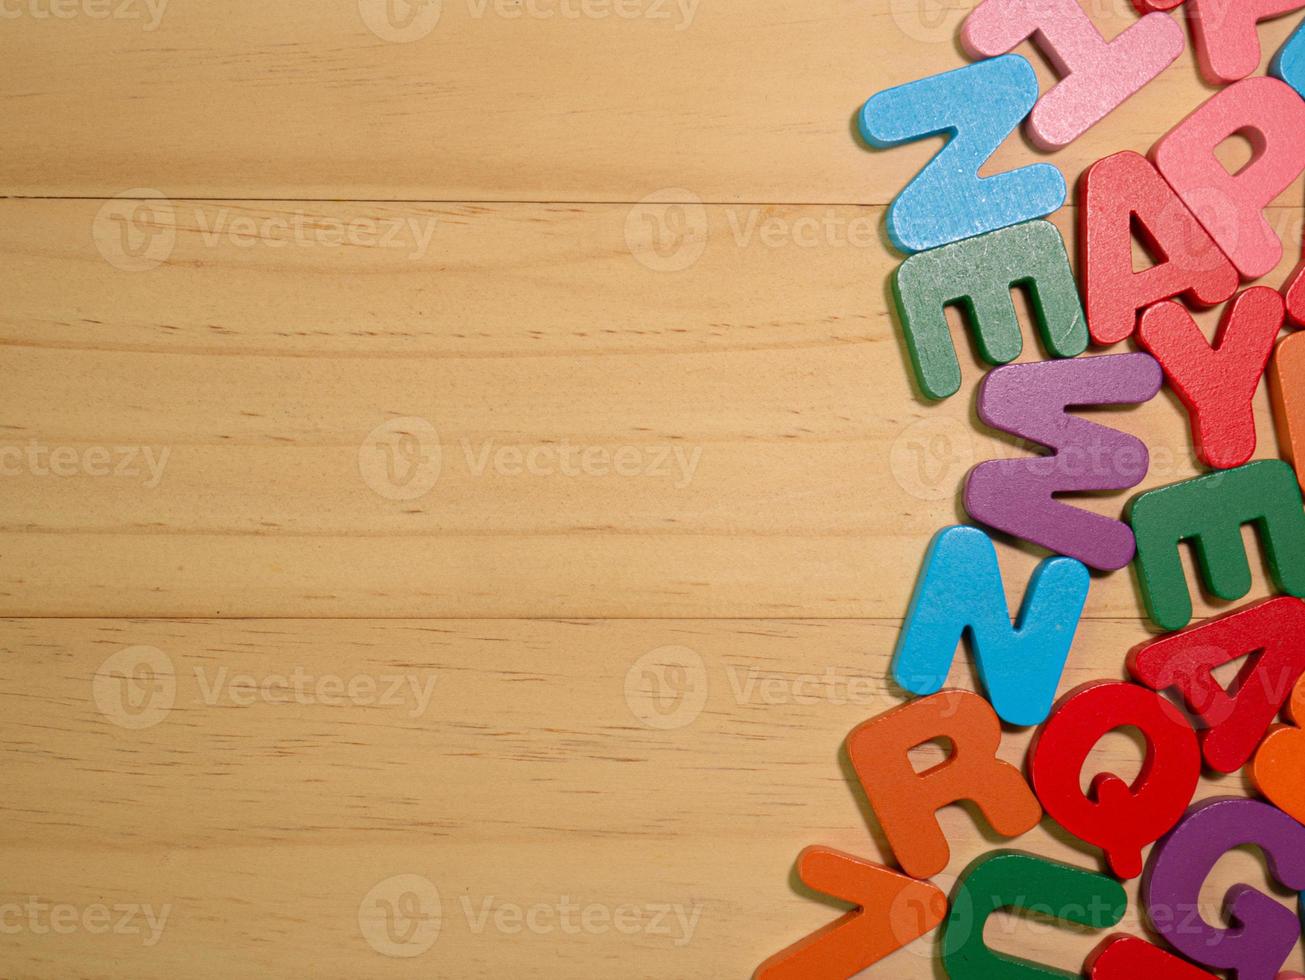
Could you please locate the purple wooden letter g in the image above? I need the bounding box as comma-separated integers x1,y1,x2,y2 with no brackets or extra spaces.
1142,797,1305,980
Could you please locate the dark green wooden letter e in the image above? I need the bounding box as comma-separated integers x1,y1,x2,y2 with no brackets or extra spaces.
1129,460,1305,631
892,219,1088,400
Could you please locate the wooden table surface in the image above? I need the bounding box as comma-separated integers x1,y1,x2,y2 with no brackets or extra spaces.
1,2,1303,976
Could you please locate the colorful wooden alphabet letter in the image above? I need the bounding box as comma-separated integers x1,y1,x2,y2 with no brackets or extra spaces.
754,847,947,980
1272,19,1305,96
1129,598,1305,773
1143,798,1305,979
1290,263,1305,325
1087,936,1217,978
861,55,1067,254
1029,682,1199,879
941,851,1126,979
892,220,1088,400
964,352,1163,571
1152,77,1305,280
1137,288,1287,470
961,0,1184,149
1252,673,1305,825
1080,151,1238,346
1184,0,1305,84
1128,460,1305,631
847,692,1042,881
894,526,1089,727
1273,332,1305,490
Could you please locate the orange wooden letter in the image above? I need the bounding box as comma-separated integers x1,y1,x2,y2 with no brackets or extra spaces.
1252,673,1305,824
847,691,1043,880
754,847,947,980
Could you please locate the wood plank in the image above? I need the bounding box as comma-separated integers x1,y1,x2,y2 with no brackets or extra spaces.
0,2,1301,201
0,617,1298,978
2,199,1300,617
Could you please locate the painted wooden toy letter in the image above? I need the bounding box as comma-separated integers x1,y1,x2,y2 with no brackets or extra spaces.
1252,672,1305,825
861,55,1067,254
964,352,1163,571
941,851,1126,979
1273,332,1305,490
1029,682,1199,879
754,847,947,980
961,0,1183,149
1080,151,1238,346
1087,936,1217,978
1152,77,1305,280
1137,288,1287,469
1133,0,1305,82
1143,798,1305,979
846,692,1042,880
892,220,1088,400
1147,0,1305,84
1290,262,1305,325
894,526,1090,727
1273,19,1305,96
1128,461,1305,630
1129,598,1305,773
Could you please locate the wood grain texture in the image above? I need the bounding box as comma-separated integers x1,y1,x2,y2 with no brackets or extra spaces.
2,618,1300,979
0,1,1299,202
5,1,1305,977
1,199,1300,617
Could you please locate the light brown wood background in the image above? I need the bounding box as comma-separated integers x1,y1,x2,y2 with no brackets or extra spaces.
1,1,1303,977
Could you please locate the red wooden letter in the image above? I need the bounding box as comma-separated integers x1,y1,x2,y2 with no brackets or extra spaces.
1152,77,1305,280
1137,287,1287,469
1128,597,1305,773
1080,151,1237,346
1029,682,1199,879
1087,935,1216,977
